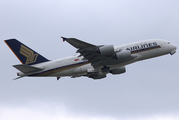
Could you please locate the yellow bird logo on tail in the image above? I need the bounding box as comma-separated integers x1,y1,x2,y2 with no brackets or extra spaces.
20,44,38,64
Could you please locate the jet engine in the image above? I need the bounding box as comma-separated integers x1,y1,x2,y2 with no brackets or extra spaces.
90,72,106,79
98,45,114,55
110,67,126,75
114,50,131,60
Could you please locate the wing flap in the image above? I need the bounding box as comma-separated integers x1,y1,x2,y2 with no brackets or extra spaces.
13,64,44,74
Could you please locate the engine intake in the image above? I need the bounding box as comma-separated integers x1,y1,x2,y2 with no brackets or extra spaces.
114,50,131,60
98,45,114,55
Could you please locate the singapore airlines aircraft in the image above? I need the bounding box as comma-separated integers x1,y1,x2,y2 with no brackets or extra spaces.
5,37,177,80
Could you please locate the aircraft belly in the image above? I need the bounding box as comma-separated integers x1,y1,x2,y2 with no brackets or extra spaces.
73,64,93,75
51,68,75,76
139,48,168,60
51,65,92,77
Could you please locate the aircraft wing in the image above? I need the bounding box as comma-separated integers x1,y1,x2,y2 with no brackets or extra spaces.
62,37,120,68
61,37,96,49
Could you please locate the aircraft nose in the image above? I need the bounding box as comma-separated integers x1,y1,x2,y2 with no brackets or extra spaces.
171,43,177,50
170,43,177,55
173,44,177,50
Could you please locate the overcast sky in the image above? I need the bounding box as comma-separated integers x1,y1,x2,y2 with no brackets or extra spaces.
0,0,179,120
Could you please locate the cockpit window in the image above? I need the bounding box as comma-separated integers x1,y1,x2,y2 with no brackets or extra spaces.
167,42,170,44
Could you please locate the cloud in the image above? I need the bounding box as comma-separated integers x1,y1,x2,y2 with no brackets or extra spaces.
0,100,117,120
1,101,179,120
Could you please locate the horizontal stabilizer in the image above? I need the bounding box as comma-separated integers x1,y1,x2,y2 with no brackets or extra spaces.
13,64,44,74
13,76,24,80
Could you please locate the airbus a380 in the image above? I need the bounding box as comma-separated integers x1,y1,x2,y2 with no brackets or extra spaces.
5,37,177,80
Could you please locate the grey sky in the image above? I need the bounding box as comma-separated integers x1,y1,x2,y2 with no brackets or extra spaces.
0,0,179,120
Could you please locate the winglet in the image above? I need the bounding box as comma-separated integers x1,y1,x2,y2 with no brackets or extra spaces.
61,36,67,42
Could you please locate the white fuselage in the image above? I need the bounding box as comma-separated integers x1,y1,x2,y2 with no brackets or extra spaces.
18,39,176,78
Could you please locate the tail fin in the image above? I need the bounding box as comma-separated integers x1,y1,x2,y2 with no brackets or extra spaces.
4,39,49,65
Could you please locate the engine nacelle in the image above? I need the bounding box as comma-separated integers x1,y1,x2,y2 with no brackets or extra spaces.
98,45,114,55
115,50,131,60
74,65,88,75
110,67,126,75
92,72,106,79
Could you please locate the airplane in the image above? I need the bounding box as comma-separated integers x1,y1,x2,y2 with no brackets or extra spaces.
4,37,177,80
